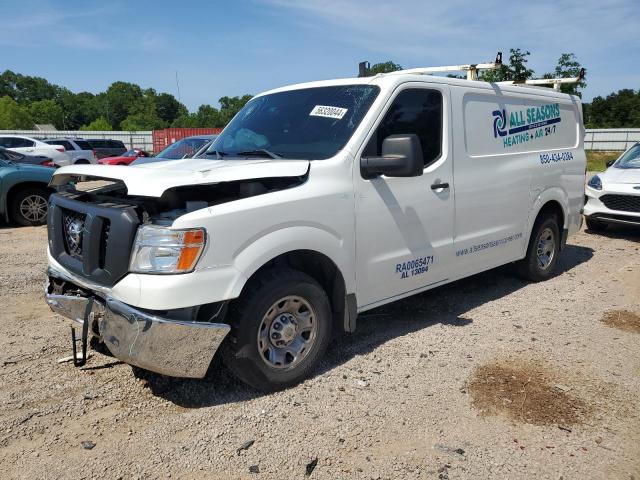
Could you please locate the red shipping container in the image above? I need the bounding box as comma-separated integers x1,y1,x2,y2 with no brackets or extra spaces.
152,128,223,154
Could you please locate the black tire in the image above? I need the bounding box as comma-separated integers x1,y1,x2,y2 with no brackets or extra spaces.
222,268,332,391
8,187,50,226
74,159,89,164
585,217,607,232
516,214,560,282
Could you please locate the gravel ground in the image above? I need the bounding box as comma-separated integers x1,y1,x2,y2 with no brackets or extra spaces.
0,222,638,480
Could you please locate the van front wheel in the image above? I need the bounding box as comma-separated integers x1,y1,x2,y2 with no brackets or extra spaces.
517,214,560,282
222,268,332,391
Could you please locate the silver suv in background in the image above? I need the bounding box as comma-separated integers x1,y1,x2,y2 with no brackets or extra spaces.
42,138,97,164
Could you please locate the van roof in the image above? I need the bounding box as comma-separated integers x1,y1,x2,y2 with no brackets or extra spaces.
259,72,579,102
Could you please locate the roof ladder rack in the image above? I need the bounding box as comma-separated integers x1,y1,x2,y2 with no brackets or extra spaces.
359,52,503,80
498,68,585,91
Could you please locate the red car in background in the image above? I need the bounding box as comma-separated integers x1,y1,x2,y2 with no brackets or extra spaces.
98,149,151,165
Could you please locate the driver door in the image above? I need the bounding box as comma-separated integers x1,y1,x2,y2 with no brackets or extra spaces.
354,84,455,309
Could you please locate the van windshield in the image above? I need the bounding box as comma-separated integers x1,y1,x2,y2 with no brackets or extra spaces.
207,85,380,160
615,144,640,169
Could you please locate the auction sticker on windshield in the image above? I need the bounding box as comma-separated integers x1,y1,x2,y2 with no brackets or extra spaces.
309,105,348,119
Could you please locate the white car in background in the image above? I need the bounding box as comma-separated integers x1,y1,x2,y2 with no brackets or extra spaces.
584,142,640,231
42,138,98,165
0,135,72,166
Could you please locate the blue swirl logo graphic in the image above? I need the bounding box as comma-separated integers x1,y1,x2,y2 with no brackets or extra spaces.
492,109,507,138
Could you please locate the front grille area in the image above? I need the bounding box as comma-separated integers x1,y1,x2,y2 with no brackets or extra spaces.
98,220,111,269
61,209,86,259
48,192,140,287
600,194,640,213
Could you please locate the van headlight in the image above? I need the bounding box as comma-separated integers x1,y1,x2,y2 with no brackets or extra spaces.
129,225,206,274
587,175,602,191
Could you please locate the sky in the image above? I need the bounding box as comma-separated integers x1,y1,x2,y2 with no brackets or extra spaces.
1,0,638,111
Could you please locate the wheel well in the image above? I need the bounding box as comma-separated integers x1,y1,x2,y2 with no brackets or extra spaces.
243,250,350,333
537,200,565,229
4,181,52,221
6,182,52,203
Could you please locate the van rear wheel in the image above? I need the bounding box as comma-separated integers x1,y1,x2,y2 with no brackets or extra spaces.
516,214,560,282
222,268,332,391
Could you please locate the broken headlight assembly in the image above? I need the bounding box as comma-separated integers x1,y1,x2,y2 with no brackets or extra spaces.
129,225,206,274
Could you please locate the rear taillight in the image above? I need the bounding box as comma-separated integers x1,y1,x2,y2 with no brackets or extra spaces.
55,147,65,153
41,160,54,167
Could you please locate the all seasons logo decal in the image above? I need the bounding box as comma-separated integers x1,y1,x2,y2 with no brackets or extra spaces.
492,103,561,148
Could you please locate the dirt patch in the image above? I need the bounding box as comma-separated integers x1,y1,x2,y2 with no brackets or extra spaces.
601,309,640,334
469,361,591,426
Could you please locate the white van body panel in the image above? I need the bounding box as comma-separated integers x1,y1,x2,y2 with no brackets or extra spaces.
48,74,586,313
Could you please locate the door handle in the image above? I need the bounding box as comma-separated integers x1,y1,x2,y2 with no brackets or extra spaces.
431,182,449,190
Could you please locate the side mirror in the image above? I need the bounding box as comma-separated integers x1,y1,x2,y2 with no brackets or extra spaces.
606,159,616,168
361,134,424,180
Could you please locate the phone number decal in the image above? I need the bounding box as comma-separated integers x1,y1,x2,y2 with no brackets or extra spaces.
540,151,573,164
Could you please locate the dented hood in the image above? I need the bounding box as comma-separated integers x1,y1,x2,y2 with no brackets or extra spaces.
50,158,310,197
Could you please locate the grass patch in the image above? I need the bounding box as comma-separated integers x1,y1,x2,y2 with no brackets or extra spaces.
601,310,640,334
469,360,591,426
586,151,620,172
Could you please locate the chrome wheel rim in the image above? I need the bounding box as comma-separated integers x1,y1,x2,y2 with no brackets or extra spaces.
19,194,48,222
257,295,317,369
536,227,555,270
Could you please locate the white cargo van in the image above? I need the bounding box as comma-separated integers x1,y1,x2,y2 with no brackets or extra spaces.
45,58,586,390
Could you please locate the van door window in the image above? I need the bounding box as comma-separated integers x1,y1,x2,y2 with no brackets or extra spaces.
370,89,443,167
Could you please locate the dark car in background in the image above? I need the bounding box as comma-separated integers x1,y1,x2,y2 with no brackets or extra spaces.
132,135,217,165
0,147,54,166
85,139,127,159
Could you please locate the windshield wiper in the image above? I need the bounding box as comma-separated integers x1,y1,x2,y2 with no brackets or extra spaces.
201,149,227,160
236,149,282,159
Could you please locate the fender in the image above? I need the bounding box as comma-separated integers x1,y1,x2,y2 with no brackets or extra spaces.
523,186,569,256
227,225,354,299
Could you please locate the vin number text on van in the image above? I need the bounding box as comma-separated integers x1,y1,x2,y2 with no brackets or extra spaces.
396,256,434,279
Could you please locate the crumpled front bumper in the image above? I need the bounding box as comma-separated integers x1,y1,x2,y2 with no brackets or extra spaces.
45,275,230,379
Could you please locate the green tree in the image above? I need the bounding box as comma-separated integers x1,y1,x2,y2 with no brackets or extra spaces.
218,95,252,125
171,113,199,128
80,116,112,131
103,81,144,128
0,96,34,129
119,89,166,130
56,91,99,129
28,99,64,128
155,93,188,125
366,61,403,76
544,53,586,97
481,48,534,82
0,70,62,104
584,89,640,128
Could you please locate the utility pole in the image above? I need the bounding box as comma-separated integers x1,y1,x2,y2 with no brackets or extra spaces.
175,71,182,104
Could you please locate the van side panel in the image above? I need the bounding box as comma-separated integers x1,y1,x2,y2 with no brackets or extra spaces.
451,86,583,277
526,96,585,243
451,88,532,275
